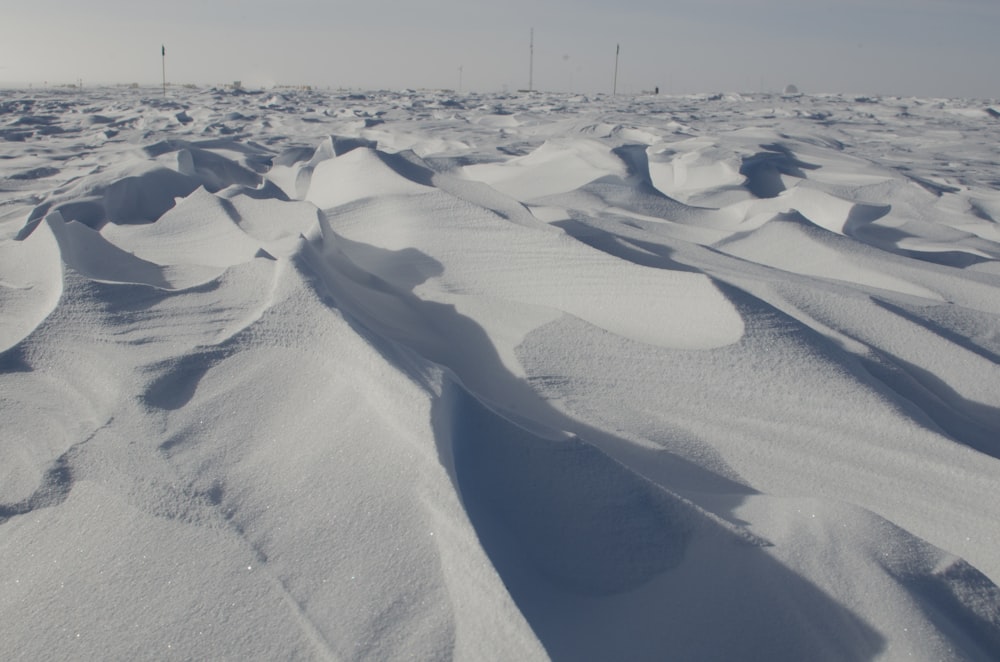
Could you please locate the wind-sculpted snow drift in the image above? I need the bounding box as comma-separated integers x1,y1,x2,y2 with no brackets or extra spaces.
2,88,1000,661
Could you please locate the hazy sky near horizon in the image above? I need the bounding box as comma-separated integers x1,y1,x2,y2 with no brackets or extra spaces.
2,0,997,97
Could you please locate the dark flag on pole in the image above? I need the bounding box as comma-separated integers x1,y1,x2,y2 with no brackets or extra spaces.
162,45,165,57
161,45,166,96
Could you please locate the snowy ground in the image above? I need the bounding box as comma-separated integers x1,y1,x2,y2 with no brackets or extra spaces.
2,86,1000,661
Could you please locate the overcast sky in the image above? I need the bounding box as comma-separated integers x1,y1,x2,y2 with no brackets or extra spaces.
2,0,997,97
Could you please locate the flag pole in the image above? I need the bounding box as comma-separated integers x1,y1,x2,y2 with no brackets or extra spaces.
529,28,534,92
161,45,166,97
613,44,620,96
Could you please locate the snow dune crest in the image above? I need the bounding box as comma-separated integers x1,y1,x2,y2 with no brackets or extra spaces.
0,218,62,352
1,87,999,661
310,146,745,354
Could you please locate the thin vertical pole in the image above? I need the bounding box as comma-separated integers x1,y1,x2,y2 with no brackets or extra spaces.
161,45,166,97
613,44,620,95
529,28,534,92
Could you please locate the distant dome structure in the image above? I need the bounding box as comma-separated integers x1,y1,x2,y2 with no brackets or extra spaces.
783,84,800,95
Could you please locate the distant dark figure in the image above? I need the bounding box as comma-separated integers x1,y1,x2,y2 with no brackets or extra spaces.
655,86,659,94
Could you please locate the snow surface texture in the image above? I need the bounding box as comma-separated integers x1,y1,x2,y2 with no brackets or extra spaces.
2,87,1000,661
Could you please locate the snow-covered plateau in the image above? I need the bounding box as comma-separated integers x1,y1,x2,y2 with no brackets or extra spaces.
2,87,999,660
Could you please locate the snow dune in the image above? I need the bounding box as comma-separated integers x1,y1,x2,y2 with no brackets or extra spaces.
1,87,999,661
0,218,62,352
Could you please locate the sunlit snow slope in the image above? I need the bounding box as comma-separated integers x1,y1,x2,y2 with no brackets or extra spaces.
2,87,999,661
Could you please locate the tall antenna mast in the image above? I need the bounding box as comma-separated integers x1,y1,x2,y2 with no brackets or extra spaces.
529,28,534,92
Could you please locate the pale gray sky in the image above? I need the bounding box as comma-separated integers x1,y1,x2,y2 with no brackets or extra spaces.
2,0,997,97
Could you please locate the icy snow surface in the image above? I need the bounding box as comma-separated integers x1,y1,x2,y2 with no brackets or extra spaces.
2,87,1000,661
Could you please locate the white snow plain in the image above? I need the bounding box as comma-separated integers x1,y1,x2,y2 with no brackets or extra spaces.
2,87,1000,661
